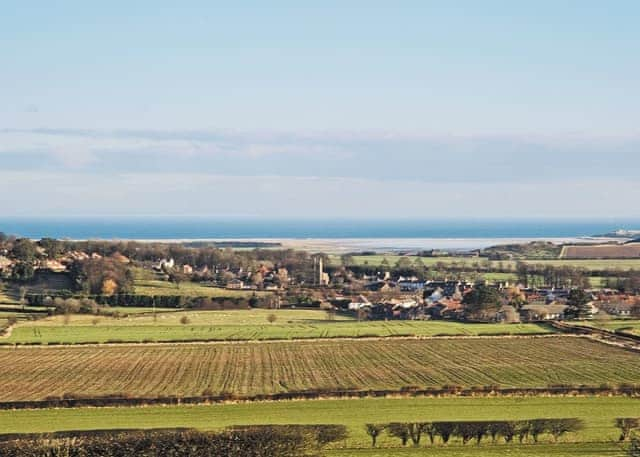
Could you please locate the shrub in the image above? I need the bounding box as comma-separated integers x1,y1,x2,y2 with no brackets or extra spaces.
0,427,316,457
616,418,640,441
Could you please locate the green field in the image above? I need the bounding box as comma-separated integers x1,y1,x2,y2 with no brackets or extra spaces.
581,319,640,336
331,255,640,271
134,278,270,298
0,397,636,452
1,337,638,402
3,309,553,344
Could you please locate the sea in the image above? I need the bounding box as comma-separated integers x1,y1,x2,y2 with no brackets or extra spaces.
1,217,639,252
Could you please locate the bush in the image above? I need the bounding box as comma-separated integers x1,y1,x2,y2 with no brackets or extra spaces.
0,427,317,457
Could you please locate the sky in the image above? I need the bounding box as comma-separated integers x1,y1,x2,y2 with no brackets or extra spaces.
1,1,639,218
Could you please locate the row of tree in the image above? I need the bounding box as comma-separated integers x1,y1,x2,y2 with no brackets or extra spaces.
365,419,584,447
0,425,347,457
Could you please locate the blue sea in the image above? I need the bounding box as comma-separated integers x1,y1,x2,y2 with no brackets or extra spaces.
0,217,638,241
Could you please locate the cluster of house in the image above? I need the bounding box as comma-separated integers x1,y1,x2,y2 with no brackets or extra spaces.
341,278,638,323
153,258,290,291
0,250,131,275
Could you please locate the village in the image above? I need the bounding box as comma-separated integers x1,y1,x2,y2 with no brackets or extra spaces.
1,234,639,326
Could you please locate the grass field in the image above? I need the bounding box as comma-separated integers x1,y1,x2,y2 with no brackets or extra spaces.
3,309,553,344
134,278,270,298
0,397,637,451
582,319,640,336
331,255,640,271
1,337,638,402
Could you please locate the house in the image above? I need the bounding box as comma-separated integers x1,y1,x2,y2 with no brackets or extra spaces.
0,256,13,273
154,258,175,271
348,295,371,311
497,305,521,323
598,300,635,317
398,278,426,292
520,304,568,321
227,279,244,289
40,259,67,272
111,252,131,264
365,280,392,292
426,299,463,320
182,264,193,275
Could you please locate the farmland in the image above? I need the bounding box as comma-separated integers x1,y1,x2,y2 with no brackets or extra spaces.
329,255,640,271
328,444,625,457
0,396,637,452
561,243,640,259
581,319,640,336
134,278,270,298
3,309,553,344
1,337,639,402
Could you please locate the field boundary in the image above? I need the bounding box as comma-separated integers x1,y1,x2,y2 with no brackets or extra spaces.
3,385,640,411
0,331,566,347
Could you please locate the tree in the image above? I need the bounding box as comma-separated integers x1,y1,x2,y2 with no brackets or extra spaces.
19,286,27,310
38,238,63,258
462,285,504,320
340,255,354,267
314,425,348,449
516,262,531,288
548,419,583,442
11,262,34,281
387,423,410,446
566,289,591,319
251,272,264,287
528,419,548,443
433,422,457,444
11,238,37,263
408,423,432,446
169,270,188,289
515,421,530,443
395,257,413,270
616,418,640,441
422,423,437,445
71,258,134,295
365,424,385,447
101,278,118,296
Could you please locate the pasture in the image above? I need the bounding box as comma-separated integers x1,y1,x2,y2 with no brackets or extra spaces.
134,278,270,298
3,309,552,344
330,255,640,271
1,337,638,402
0,396,637,450
583,319,640,336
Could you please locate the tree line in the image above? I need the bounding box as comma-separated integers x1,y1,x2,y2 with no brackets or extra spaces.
365,419,584,447
0,425,347,457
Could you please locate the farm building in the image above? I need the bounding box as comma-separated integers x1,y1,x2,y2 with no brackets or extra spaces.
520,304,568,321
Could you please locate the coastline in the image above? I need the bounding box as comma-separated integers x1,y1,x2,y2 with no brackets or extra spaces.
61,236,622,253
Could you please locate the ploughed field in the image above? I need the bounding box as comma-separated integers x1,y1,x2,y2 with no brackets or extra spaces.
1,336,639,402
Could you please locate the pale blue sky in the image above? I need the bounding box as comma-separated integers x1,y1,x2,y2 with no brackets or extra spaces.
1,2,639,217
